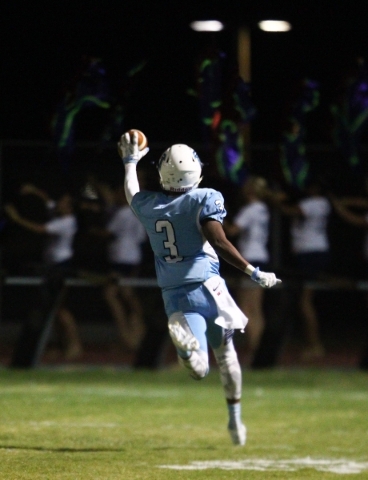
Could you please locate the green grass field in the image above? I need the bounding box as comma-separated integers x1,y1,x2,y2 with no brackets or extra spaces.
0,367,367,479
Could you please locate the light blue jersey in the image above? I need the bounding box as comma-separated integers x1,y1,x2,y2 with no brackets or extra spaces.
131,187,226,290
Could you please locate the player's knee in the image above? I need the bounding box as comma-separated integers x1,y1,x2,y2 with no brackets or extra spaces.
192,358,209,380
213,342,242,399
214,341,239,371
178,349,209,379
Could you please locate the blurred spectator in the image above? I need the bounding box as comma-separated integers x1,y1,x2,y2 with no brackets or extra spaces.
1,184,48,274
95,182,147,351
72,181,109,275
330,192,368,370
224,176,271,365
5,184,83,361
271,179,331,360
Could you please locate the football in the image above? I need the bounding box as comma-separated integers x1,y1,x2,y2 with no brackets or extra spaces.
128,129,148,151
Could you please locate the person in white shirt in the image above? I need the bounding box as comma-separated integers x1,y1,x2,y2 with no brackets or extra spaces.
97,183,147,351
273,179,331,360
225,176,271,365
5,185,82,361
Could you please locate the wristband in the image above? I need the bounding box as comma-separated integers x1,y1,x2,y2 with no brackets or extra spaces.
123,155,139,165
244,264,255,276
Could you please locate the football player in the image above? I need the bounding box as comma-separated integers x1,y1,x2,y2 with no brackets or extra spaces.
118,131,281,446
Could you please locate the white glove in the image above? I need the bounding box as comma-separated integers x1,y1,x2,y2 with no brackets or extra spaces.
250,267,282,288
118,132,149,165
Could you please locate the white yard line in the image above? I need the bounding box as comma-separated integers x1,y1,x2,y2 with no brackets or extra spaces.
159,458,368,474
0,385,180,398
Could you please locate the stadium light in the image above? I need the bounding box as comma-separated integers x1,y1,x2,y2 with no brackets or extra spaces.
258,20,292,32
189,20,224,32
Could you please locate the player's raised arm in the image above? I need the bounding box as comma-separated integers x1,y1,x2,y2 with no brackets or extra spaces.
202,219,281,288
117,131,149,205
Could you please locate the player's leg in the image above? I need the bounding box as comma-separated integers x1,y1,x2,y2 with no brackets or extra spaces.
168,311,209,379
207,317,246,445
163,284,211,380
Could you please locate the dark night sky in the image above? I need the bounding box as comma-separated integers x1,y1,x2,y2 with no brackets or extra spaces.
3,0,368,145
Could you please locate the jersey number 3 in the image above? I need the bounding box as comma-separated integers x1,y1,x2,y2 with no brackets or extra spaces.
156,220,183,263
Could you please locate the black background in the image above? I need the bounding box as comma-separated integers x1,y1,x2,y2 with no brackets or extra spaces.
3,0,368,144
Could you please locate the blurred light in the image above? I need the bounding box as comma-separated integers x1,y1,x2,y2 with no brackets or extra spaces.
190,20,224,32
258,20,292,32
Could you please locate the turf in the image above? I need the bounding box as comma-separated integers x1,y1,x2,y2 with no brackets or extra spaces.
0,367,367,479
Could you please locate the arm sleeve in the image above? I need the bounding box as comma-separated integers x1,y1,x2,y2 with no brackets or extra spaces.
124,163,140,205
199,190,227,224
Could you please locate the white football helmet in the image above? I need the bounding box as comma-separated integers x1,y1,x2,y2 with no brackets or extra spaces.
158,144,202,193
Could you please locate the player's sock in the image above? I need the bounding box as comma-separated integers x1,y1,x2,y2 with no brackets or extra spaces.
227,401,242,429
227,401,246,445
